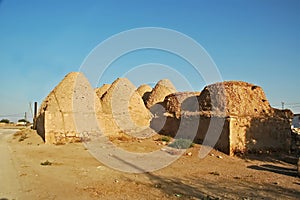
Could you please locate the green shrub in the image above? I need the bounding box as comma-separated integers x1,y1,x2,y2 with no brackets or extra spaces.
18,119,29,123
0,119,10,123
168,138,194,149
161,136,171,142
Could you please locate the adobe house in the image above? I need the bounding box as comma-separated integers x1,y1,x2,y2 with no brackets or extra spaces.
35,72,102,144
151,81,293,155
36,74,152,144
98,78,152,135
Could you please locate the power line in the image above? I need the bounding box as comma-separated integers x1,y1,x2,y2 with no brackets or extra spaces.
0,102,35,121
0,113,24,118
272,102,300,107
290,105,300,108
284,103,300,106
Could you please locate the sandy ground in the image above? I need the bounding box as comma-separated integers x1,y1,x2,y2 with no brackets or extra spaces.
0,129,22,199
0,128,299,200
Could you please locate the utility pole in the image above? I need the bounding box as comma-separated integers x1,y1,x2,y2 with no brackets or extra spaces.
25,112,27,122
34,102,37,120
33,102,38,130
281,101,285,110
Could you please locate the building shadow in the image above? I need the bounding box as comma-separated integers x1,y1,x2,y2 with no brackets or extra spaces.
113,154,300,199
112,155,212,199
35,112,45,141
247,164,298,177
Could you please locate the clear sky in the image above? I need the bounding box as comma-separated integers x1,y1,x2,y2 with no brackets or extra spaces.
0,0,299,122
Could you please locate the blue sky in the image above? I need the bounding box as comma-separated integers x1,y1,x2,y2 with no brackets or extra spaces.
0,0,299,122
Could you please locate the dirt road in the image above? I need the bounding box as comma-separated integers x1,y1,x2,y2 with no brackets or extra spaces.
0,128,21,199
0,128,299,199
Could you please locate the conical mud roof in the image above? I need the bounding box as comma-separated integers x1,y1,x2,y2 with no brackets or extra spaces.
38,72,79,113
137,84,152,104
146,79,176,108
95,84,111,99
36,72,101,144
38,72,101,114
101,78,152,133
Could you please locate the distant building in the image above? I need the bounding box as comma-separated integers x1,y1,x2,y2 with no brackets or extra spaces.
292,114,300,128
16,121,26,126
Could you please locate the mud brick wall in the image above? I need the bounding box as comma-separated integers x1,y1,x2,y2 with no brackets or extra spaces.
229,116,292,155
152,112,292,156
42,111,101,144
36,109,84,144
151,113,231,154
151,81,293,156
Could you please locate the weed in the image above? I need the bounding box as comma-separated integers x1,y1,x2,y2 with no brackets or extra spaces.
109,133,131,142
160,136,171,142
209,171,220,176
13,131,23,137
18,134,28,142
40,160,52,166
168,138,194,149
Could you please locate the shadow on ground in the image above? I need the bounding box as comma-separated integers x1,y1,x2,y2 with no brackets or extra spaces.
247,164,298,177
246,152,297,162
113,155,300,199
